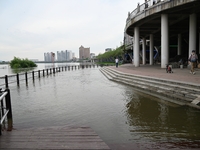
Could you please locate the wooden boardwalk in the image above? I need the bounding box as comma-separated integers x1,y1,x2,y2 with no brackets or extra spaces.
0,126,110,150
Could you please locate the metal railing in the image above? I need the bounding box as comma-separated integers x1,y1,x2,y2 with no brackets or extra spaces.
0,64,99,88
126,0,165,23
0,88,13,135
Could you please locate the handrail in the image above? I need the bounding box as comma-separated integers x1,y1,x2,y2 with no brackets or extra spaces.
0,88,13,135
0,110,9,125
0,91,8,101
126,0,164,23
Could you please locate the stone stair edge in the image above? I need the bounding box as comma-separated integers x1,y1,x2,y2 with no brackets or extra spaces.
105,67,200,89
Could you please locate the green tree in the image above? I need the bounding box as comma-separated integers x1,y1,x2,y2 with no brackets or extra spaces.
10,57,37,69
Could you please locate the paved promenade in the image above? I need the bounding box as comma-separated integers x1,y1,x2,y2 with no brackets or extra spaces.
109,64,200,85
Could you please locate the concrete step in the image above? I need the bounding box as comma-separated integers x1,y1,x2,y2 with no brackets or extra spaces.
103,67,200,94
100,67,200,109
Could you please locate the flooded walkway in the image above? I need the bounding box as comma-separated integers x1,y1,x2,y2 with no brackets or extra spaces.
1,66,200,149
0,126,110,150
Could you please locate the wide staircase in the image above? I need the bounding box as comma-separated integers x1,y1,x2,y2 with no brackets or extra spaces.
100,67,200,109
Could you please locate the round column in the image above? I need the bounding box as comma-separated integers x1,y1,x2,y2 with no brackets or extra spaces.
150,34,154,65
199,33,200,55
161,14,169,68
142,37,146,65
134,27,140,67
178,34,182,55
189,13,196,56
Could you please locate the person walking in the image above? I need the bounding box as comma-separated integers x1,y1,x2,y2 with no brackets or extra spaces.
188,50,198,75
115,57,119,68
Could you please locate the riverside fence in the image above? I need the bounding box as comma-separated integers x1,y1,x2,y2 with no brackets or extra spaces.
0,64,99,88
0,88,13,135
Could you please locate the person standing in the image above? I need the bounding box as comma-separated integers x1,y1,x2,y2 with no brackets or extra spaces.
188,50,198,75
115,57,119,68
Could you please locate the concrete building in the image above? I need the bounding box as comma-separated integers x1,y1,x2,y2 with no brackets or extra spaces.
56,50,74,61
79,45,90,59
105,48,112,52
90,53,95,59
44,52,55,62
125,0,200,68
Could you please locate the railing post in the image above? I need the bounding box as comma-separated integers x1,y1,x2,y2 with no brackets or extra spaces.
53,68,55,74
50,68,52,74
62,66,63,71
47,69,48,75
5,75,8,88
5,88,13,131
65,66,67,71
38,70,40,78
43,69,45,77
68,66,70,70
25,72,28,85
32,71,34,81
0,97,4,135
16,73,19,86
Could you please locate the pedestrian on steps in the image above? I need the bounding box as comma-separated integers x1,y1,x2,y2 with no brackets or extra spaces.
115,57,119,68
188,50,198,75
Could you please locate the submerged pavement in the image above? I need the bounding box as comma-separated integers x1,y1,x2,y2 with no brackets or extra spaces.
109,64,200,85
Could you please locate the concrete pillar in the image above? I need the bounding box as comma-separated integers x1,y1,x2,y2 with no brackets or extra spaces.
178,34,182,55
189,13,196,56
161,14,169,68
150,34,154,65
142,37,146,65
134,27,140,67
199,33,200,55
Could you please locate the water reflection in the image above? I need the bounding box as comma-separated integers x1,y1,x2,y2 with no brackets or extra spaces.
11,67,35,74
124,88,200,148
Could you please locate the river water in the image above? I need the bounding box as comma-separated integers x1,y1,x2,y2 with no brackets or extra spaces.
1,63,200,149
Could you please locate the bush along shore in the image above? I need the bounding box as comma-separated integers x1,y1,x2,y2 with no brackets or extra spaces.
10,57,37,69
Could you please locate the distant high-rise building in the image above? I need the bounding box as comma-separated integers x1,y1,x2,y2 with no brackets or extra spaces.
90,53,95,59
79,45,90,59
56,50,74,61
44,52,55,62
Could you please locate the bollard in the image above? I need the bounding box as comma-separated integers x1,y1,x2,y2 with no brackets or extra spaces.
25,72,28,85
38,70,40,78
16,73,19,86
5,75,8,88
5,88,13,131
32,71,34,81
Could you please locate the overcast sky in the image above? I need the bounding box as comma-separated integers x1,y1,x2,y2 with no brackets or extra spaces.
0,0,144,61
